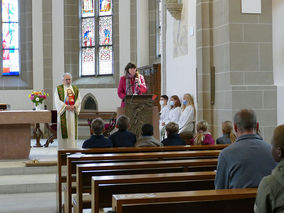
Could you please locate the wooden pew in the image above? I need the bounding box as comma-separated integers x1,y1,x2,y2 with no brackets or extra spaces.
66,150,220,212
66,158,218,213
112,188,257,213
66,151,219,213
57,145,227,213
76,171,216,213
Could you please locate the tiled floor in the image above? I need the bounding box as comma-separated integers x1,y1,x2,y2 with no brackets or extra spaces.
0,139,86,213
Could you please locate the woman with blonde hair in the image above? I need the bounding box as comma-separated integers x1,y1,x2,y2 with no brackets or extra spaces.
178,93,196,133
216,121,237,144
190,120,215,145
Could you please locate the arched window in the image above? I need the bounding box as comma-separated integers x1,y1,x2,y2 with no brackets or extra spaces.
80,0,113,76
2,0,20,76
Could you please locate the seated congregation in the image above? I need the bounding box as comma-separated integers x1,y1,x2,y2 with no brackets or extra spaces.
58,106,284,213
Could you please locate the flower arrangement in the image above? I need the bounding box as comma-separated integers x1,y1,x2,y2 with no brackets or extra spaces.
29,91,49,107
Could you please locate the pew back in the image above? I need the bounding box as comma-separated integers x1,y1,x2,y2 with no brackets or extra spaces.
57,145,228,213
89,171,216,213
112,188,257,213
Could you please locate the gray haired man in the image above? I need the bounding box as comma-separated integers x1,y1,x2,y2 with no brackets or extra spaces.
215,109,276,189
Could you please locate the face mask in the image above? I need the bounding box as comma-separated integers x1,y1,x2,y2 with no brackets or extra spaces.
159,100,164,106
169,101,174,106
183,100,188,105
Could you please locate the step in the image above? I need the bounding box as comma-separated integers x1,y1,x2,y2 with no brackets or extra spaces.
0,174,56,194
0,192,56,213
0,164,57,176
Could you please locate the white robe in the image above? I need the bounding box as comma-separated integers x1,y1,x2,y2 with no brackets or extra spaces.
159,105,170,126
159,105,170,135
164,107,182,124
178,105,195,133
54,85,81,149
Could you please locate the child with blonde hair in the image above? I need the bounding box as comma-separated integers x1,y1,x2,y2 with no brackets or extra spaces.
190,120,215,145
216,121,237,144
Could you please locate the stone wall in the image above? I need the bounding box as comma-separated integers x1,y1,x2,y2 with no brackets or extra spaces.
197,0,276,142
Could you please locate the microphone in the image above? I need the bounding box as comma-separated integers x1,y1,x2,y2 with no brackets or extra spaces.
135,78,140,87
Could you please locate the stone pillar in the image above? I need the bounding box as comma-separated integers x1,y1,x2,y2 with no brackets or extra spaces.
197,0,276,142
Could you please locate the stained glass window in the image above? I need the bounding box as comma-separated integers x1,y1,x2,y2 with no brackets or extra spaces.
99,46,112,75
2,0,20,76
82,18,95,47
99,0,112,16
80,0,113,76
82,0,94,17
99,16,112,45
82,48,95,76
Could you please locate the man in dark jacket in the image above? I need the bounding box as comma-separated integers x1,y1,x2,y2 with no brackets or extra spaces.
161,122,185,146
109,115,136,147
82,118,113,148
215,109,276,189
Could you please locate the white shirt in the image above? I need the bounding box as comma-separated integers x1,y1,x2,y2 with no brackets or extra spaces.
178,105,195,133
165,107,182,124
159,105,170,125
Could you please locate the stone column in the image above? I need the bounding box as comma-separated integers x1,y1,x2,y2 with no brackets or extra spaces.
197,0,276,142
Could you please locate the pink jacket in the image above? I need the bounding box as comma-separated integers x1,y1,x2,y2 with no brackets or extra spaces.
189,133,215,145
118,75,147,107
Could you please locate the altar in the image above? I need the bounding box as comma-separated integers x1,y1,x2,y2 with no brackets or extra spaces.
0,110,51,159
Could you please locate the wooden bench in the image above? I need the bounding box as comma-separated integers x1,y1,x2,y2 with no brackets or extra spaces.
69,150,220,213
66,151,219,213
65,158,218,213
57,145,228,213
75,171,215,213
112,188,257,213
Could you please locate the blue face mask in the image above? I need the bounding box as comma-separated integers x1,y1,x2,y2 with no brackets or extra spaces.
169,101,174,106
183,100,188,105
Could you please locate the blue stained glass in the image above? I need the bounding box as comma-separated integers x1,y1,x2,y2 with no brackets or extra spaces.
3,49,20,75
99,16,112,45
99,0,112,16
2,0,20,76
2,0,18,22
82,18,95,47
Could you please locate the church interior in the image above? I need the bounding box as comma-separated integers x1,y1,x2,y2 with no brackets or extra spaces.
0,0,283,212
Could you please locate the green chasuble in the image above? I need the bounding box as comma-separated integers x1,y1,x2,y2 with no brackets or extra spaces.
57,84,79,139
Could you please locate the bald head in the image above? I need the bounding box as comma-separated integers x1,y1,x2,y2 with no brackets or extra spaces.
233,109,257,133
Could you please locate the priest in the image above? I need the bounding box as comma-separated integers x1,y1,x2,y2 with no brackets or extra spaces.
54,73,81,149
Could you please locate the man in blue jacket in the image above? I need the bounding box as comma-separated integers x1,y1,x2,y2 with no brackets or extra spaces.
82,118,113,148
215,109,276,189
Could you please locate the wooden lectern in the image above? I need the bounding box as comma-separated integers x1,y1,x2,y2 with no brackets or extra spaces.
117,95,160,140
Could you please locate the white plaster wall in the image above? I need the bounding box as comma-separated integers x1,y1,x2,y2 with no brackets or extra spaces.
119,0,131,77
165,0,196,101
52,0,65,108
136,0,149,67
272,0,284,124
80,88,120,111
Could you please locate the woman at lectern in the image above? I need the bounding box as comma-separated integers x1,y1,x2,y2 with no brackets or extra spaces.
118,62,147,107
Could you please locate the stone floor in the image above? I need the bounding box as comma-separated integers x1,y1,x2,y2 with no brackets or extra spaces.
0,139,88,213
